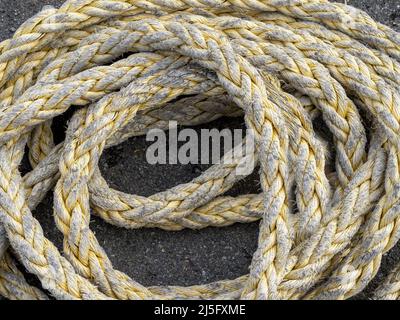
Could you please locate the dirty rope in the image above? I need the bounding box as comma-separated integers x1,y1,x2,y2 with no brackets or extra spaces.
0,0,400,300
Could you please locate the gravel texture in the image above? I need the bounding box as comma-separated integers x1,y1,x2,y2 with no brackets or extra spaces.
0,0,399,300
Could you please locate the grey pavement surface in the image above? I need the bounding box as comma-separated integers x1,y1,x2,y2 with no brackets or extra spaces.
0,0,399,300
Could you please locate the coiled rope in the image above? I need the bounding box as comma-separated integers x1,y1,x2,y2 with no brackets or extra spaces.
0,0,400,300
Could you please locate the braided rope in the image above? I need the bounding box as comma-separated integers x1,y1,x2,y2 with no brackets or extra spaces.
0,0,399,300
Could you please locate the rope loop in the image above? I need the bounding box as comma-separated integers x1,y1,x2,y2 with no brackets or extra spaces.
0,0,400,300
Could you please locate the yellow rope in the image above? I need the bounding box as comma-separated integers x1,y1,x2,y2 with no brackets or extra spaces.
0,0,399,300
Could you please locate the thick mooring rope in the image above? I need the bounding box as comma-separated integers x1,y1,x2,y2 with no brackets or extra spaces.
0,0,400,300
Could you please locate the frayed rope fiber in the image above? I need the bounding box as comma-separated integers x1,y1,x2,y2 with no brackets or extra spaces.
0,0,400,300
